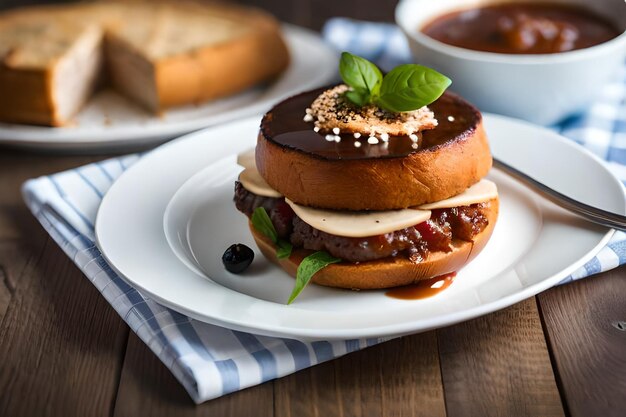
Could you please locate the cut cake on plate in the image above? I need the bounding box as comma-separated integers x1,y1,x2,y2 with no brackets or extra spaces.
0,1,290,126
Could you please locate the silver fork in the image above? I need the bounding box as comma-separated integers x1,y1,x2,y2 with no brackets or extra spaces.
493,158,626,232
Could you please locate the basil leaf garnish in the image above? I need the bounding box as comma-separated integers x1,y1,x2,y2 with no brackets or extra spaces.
251,210,340,303
339,52,382,101
251,207,277,243
252,208,338,303
251,207,292,259
345,88,371,107
287,251,341,304
376,64,451,113
338,53,451,112
276,240,293,259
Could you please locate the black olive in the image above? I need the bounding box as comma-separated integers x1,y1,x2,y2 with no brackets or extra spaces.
222,244,254,274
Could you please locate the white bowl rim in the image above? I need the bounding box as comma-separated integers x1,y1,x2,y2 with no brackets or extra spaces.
396,0,626,65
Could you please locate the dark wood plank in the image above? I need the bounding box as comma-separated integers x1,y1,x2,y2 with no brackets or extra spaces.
275,333,446,417
0,264,9,322
113,332,274,417
0,237,128,417
0,149,109,324
239,0,397,29
438,298,565,417
538,268,626,417
0,150,102,241
2,0,396,28
0,241,37,323
0,149,132,416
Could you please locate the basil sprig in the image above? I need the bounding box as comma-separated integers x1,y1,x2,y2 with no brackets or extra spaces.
276,241,293,259
339,52,451,113
377,64,452,112
251,207,292,259
251,207,341,304
339,52,382,106
287,251,341,304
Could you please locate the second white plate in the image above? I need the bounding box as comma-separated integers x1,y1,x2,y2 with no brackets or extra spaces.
96,114,624,340
0,25,337,152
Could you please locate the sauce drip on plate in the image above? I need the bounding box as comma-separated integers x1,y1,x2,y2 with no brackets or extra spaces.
385,272,457,300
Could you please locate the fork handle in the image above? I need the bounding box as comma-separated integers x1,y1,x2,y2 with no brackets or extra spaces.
493,158,626,232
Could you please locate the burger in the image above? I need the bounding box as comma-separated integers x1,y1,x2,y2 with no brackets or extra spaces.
233,53,499,303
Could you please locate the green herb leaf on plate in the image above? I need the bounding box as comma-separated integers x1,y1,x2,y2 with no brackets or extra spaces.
287,251,341,304
251,207,277,243
339,52,382,101
376,64,452,113
251,207,292,259
276,239,293,259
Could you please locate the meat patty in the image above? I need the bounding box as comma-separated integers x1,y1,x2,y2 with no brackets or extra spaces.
234,181,294,238
234,182,490,263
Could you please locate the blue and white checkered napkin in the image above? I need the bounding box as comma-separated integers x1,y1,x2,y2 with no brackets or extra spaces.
22,19,626,403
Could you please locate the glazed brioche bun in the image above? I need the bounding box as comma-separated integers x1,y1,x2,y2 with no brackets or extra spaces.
249,197,499,290
256,91,492,211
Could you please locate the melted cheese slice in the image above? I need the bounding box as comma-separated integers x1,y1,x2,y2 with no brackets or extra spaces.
418,180,498,210
285,199,431,238
284,179,497,238
239,168,282,198
237,148,256,169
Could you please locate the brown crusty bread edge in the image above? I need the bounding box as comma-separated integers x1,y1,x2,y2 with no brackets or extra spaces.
154,6,289,110
256,96,492,211
249,197,499,290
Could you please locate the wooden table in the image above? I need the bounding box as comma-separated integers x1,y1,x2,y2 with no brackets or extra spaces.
1,1,625,416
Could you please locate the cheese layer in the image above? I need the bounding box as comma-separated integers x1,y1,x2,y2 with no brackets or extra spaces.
237,148,257,170
239,168,282,198
238,164,497,238
418,180,498,210
286,199,432,238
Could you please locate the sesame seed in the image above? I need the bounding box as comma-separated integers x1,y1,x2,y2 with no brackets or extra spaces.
308,84,437,140
447,115,455,122
303,114,313,122
412,143,419,149
367,137,379,145
305,108,312,115
409,134,418,142
325,134,335,141
354,141,362,148
313,126,320,132
334,135,341,142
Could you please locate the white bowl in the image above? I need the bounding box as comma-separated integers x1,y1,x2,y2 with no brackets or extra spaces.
395,0,626,125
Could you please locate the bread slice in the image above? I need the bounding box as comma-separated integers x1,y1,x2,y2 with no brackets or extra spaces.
0,1,289,126
249,197,499,290
256,90,492,211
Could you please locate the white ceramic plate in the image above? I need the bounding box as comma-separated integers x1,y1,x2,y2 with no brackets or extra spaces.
96,114,625,340
0,25,337,153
